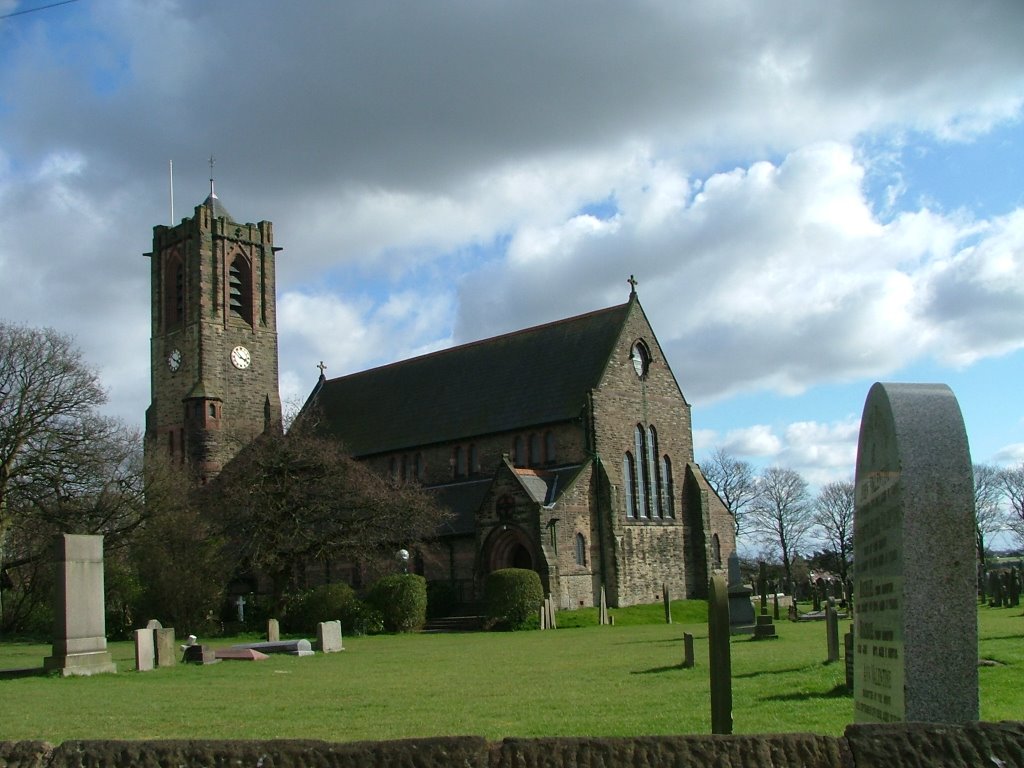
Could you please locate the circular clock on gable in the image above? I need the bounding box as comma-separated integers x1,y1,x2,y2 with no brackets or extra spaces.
230,345,251,370
167,348,182,372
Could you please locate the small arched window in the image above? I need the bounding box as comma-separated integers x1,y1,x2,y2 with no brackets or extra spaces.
712,534,722,569
452,446,466,479
575,533,587,567
469,444,479,475
623,452,637,518
229,253,253,326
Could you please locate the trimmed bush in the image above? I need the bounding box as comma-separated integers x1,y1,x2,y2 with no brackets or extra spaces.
284,582,361,635
485,568,543,630
366,573,427,633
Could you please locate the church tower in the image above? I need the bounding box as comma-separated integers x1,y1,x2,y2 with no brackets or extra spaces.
145,181,282,481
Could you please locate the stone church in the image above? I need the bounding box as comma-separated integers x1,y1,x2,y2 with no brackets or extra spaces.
145,190,735,610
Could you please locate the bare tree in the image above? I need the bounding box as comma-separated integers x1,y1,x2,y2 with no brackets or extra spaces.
973,463,1007,593
748,466,813,586
0,323,155,631
812,480,854,582
0,323,107,541
700,447,760,540
999,462,1024,547
202,420,450,612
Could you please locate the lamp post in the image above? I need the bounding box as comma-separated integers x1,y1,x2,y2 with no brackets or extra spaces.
396,548,410,574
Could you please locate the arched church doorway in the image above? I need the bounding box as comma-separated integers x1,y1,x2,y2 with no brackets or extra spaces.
485,526,536,572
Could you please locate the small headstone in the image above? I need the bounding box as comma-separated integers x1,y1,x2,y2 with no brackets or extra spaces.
708,574,732,735
853,382,978,725
43,534,117,677
682,632,695,669
752,613,777,640
547,595,557,629
772,592,780,620
599,586,609,626
133,628,155,672
539,603,547,630
663,584,672,624
825,604,840,663
145,619,163,630
317,620,344,653
154,628,177,667
267,618,280,642
182,644,220,664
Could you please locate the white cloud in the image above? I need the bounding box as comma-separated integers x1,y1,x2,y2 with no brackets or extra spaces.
0,0,1023,450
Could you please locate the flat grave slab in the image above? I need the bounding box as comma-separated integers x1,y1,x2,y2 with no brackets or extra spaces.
214,648,269,661
230,639,314,657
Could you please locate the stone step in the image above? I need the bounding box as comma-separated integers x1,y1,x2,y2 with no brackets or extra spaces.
421,615,484,633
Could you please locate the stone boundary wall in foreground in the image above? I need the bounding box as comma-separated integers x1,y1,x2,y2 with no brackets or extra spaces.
1,722,1022,768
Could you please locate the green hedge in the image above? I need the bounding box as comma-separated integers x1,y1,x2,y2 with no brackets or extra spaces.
485,568,543,630
366,573,428,633
284,583,362,635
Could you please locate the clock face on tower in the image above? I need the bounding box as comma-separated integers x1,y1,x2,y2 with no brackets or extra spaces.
167,348,182,372
230,345,251,370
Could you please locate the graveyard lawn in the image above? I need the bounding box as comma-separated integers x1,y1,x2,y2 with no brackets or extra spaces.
0,603,1019,743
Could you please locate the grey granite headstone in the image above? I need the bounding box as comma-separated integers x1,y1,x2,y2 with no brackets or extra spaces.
726,552,755,634
853,382,978,724
317,620,344,653
42,534,117,677
134,628,155,672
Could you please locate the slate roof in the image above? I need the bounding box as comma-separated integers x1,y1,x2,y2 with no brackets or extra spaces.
204,192,233,222
512,464,587,506
309,301,633,457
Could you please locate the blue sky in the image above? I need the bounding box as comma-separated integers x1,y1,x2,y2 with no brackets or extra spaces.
1,0,1024,506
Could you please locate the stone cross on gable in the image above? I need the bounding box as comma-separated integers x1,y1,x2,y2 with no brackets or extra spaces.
317,361,327,377
627,274,638,296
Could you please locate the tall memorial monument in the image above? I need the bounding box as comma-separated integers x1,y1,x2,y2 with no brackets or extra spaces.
853,383,976,724
43,534,117,677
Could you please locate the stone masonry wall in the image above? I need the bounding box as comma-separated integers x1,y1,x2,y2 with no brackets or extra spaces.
3,722,1022,768
590,299,735,606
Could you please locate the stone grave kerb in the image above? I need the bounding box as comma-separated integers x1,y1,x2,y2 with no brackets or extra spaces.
853,382,977,724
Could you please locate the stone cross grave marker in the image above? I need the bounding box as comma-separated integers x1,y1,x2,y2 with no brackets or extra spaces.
43,534,117,677
853,382,977,724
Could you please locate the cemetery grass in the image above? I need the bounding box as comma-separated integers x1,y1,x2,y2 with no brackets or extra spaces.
0,603,1020,743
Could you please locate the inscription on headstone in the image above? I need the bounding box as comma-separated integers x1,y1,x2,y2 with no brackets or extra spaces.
853,382,977,724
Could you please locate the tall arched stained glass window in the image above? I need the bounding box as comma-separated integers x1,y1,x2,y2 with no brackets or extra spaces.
634,425,649,518
648,425,661,517
661,455,674,518
624,453,636,518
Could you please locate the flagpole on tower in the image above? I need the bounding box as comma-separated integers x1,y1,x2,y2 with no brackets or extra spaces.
168,159,174,224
